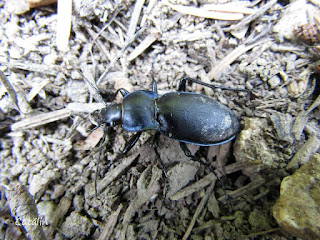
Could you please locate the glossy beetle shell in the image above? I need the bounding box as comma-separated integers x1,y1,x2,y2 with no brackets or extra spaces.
122,90,159,131
157,92,240,145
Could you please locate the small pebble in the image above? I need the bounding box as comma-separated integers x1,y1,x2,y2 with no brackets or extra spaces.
268,75,281,89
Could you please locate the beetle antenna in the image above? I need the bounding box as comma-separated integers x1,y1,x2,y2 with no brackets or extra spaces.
71,65,108,106
151,49,165,82
97,26,147,85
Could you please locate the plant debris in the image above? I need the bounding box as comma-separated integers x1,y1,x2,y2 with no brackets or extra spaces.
1,0,320,239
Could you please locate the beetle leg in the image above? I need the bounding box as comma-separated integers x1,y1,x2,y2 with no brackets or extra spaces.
152,80,158,93
152,132,169,197
178,76,249,92
178,77,188,91
95,127,109,197
105,131,142,172
179,142,230,201
95,131,140,198
111,132,142,163
111,88,129,100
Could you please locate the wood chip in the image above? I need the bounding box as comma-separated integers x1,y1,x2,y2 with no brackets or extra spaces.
11,108,72,131
28,0,56,8
286,134,320,170
164,1,244,20
207,38,272,81
56,0,72,51
66,102,105,113
291,94,320,140
202,3,256,15
182,181,216,240
74,127,104,151
224,0,277,32
98,204,123,240
5,0,56,14
89,153,140,197
6,184,47,240
0,70,19,112
127,0,145,40
26,79,50,102
47,197,72,238
128,32,160,61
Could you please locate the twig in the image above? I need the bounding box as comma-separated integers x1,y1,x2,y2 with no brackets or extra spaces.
182,180,216,240
88,153,140,197
0,60,67,76
207,38,272,81
26,79,50,102
128,32,160,61
0,70,19,112
128,33,160,62
127,0,146,40
305,94,320,115
286,134,320,170
67,102,105,113
11,108,72,131
254,99,288,110
47,197,72,238
140,0,158,26
202,3,256,15
56,0,72,51
291,94,320,140
164,1,245,20
244,228,280,238
170,161,262,200
86,27,113,62
97,27,146,85
90,6,122,53
118,165,162,240
6,184,47,240
224,0,277,32
98,204,123,240
218,178,266,202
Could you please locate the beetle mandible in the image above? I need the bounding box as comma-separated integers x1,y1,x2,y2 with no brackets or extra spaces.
91,76,241,168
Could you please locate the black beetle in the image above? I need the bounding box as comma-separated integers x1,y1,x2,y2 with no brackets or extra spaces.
91,77,241,165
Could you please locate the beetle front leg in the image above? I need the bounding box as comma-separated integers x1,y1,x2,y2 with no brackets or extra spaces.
179,142,230,201
152,132,169,197
108,132,142,167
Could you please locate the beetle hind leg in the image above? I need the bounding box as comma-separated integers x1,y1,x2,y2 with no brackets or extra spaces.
179,142,230,201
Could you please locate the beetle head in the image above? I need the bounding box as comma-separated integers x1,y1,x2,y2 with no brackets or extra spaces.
90,103,122,127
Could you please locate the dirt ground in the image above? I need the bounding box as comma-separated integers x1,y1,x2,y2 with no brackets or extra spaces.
0,0,320,239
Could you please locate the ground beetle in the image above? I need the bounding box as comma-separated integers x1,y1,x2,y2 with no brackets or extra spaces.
91,77,242,185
